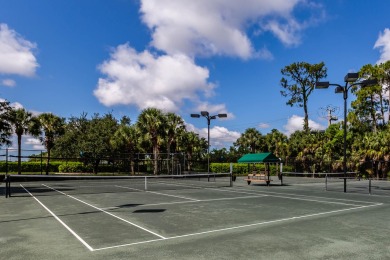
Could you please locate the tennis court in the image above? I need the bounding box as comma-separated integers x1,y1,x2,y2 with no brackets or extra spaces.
1,173,390,259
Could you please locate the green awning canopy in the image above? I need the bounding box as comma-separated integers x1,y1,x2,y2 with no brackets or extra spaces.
237,153,280,163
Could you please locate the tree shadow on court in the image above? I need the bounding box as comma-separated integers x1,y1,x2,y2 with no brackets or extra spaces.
133,209,166,213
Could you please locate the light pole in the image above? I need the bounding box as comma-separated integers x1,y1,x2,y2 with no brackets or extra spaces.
316,73,377,192
190,111,227,173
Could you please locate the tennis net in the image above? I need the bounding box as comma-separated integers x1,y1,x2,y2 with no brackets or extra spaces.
280,172,390,195
280,172,357,188
5,173,232,198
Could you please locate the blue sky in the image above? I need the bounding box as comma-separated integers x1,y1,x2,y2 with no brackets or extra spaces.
1,0,390,151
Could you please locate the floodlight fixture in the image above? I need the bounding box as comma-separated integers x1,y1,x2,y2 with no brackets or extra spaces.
315,81,330,89
190,111,228,173
344,73,359,83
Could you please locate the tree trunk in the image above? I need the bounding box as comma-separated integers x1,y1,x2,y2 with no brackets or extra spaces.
153,144,158,175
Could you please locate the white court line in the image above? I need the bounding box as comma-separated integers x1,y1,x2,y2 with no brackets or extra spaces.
115,185,200,201
148,180,228,190
42,184,166,240
20,184,94,252
100,195,268,210
211,187,377,206
93,202,382,251
138,195,269,207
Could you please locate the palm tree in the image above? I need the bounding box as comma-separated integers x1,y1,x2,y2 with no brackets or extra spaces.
265,129,288,158
110,123,139,174
179,131,205,171
234,128,265,153
8,108,40,174
164,112,185,174
136,108,166,174
38,113,65,174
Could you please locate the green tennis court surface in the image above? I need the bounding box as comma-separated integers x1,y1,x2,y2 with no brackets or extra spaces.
1,175,390,259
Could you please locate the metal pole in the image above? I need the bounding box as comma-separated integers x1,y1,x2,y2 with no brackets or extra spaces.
5,148,8,176
207,117,210,174
343,85,348,193
369,179,371,195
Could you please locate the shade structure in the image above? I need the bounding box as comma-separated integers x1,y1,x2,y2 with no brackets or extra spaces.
237,153,280,163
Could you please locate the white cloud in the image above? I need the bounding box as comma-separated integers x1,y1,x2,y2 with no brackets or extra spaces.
10,101,24,109
210,126,241,148
94,44,215,112
185,121,240,148
283,115,324,136
7,135,44,153
195,102,234,119
0,24,38,76
374,28,390,64
1,78,16,87
140,0,314,59
258,123,270,129
25,137,45,150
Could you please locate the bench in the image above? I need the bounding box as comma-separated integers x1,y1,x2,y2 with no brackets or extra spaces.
244,173,272,186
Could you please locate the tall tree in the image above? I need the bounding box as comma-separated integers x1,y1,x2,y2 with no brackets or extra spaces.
82,113,118,174
179,131,207,171
137,108,166,174
234,128,265,153
376,61,390,122
8,108,40,174
37,113,65,174
52,113,89,159
0,100,12,146
351,64,386,132
265,129,288,159
110,118,139,174
164,112,185,173
280,62,327,132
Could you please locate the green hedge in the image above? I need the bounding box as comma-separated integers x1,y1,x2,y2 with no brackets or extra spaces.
58,162,91,173
0,161,61,173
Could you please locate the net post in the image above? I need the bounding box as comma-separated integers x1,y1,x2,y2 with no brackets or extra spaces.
344,177,347,193
5,175,10,198
5,175,7,198
145,176,147,191
369,179,371,195
325,173,328,191
279,171,283,186
230,163,233,187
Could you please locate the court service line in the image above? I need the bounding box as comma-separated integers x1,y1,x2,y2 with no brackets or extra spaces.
210,187,374,207
115,185,200,201
42,184,166,240
141,194,269,207
93,202,382,251
20,184,94,252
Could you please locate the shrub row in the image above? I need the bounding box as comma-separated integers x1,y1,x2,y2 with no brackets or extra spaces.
0,161,61,173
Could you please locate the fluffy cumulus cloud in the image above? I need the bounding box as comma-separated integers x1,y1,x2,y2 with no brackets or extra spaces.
209,126,241,148
24,137,45,150
95,0,321,120
283,115,324,136
95,44,215,112
140,0,315,59
195,102,234,119
374,28,390,64
186,121,241,148
0,24,38,76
